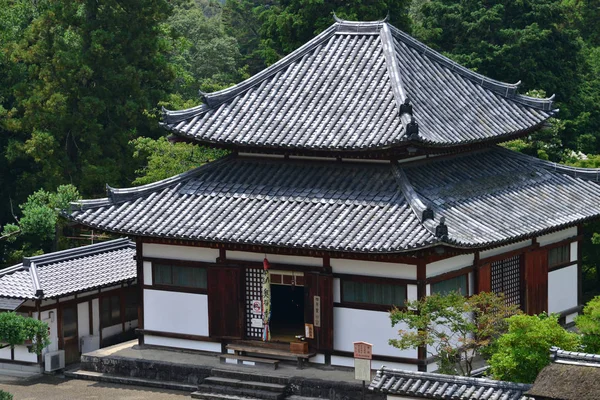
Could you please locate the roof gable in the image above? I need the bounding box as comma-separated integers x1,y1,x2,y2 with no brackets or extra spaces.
162,18,554,153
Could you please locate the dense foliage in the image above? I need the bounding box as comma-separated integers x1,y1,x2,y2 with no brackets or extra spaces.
575,295,600,353
0,312,51,355
389,292,520,376
2,0,600,281
488,313,580,383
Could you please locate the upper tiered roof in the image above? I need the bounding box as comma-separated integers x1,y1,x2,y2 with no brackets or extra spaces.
162,17,555,155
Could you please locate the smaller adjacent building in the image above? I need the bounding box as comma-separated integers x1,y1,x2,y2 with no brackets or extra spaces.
526,347,600,400
0,238,137,371
370,367,532,400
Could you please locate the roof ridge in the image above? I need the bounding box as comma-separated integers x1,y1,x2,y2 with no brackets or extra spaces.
23,238,133,269
374,367,533,390
162,24,339,125
391,164,439,237
496,146,600,181
387,24,555,111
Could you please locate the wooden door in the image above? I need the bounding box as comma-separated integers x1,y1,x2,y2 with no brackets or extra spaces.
208,266,243,339
477,263,491,293
524,248,549,315
304,272,333,352
59,303,79,365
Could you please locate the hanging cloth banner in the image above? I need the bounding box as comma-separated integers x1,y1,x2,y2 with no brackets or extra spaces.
262,258,271,341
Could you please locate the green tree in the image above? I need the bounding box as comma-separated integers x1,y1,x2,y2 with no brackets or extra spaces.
389,292,520,376
0,312,51,355
130,137,228,185
575,296,600,353
488,313,580,383
1,185,80,265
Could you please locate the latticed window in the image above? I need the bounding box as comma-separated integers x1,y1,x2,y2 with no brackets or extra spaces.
153,263,207,289
491,255,522,308
548,244,570,268
342,280,406,307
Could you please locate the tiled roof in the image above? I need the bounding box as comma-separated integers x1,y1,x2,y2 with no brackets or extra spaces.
0,239,136,300
68,148,600,253
370,367,532,399
162,19,553,152
550,347,600,367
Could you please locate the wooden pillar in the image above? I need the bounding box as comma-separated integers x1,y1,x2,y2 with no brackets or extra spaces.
417,260,427,372
577,225,583,306
473,251,480,294
523,247,548,315
136,237,145,345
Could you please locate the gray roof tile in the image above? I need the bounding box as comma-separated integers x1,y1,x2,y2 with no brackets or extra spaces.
162,20,553,152
0,239,136,300
370,367,533,399
69,148,600,253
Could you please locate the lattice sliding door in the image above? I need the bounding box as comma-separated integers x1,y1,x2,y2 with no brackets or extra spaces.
244,267,263,339
491,254,523,308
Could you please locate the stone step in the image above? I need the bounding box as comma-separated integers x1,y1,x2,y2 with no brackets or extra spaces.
211,368,290,386
204,377,287,392
65,369,197,392
195,384,285,400
191,392,262,400
219,354,279,370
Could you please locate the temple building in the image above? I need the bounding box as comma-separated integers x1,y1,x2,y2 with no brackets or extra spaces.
69,18,600,372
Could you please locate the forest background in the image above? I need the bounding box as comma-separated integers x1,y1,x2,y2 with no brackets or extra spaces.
1,0,600,297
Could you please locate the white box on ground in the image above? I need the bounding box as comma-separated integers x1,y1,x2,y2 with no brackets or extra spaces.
354,358,371,381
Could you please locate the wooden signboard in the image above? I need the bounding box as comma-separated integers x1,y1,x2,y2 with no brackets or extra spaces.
305,323,314,339
353,342,373,382
313,295,321,327
353,341,373,360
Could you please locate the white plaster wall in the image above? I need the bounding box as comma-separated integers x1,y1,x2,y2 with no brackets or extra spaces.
389,395,420,400
333,307,417,359
40,309,58,353
407,285,418,302
13,345,37,363
330,355,417,372
144,335,221,352
143,243,219,263
310,354,325,364
548,264,578,314
227,251,322,267
78,290,98,298
143,261,152,285
566,312,578,324
92,299,100,336
0,347,11,360
102,324,122,339
538,227,577,246
333,278,341,303
479,240,532,259
144,289,209,336
331,259,416,280
77,301,90,337
570,242,578,262
58,295,75,302
426,254,474,278
125,319,139,331
101,285,122,292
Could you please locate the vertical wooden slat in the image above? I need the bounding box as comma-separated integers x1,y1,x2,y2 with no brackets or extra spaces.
136,237,144,345
304,272,333,352
524,248,549,315
417,260,427,372
478,263,491,293
208,266,243,338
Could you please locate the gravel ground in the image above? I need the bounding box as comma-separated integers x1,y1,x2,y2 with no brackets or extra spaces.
0,374,189,400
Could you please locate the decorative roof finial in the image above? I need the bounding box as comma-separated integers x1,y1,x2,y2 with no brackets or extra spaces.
422,208,434,222
400,97,413,116
383,11,390,22
199,90,212,108
333,12,343,23
435,216,448,239
407,116,419,140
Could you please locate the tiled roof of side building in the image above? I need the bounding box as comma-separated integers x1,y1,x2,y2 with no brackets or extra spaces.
0,238,136,300
162,18,553,152
68,147,600,253
370,367,533,400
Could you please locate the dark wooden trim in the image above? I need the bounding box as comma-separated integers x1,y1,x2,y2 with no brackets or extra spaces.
577,225,583,307
18,287,126,313
330,350,420,365
426,265,473,284
333,302,404,312
218,248,226,263
560,305,583,318
136,329,220,343
473,251,480,294
478,242,538,265
137,236,144,346
416,260,427,372
10,346,14,361
548,261,577,273
323,256,332,273
143,284,208,295
225,260,324,273
88,300,93,336
333,273,416,286
0,358,41,366
144,257,213,268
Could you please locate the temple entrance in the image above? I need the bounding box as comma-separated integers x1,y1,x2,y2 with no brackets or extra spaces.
269,271,304,342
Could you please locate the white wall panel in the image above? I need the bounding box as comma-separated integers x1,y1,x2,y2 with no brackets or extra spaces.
145,335,221,352
102,324,122,339
538,227,577,246
548,264,578,314
407,285,418,302
333,278,341,303
92,299,100,336
479,240,531,259
227,251,322,266
143,261,152,285
144,289,209,336
77,301,90,337
143,243,219,263
13,345,37,363
570,242,578,263
426,254,474,278
331,259,416,280
333,307,417,358
330,355,417,371
41,309,58,353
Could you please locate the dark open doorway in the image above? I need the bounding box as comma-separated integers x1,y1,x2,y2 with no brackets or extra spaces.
270,284,304,342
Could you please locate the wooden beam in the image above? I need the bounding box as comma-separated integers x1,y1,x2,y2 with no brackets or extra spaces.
416,260,427,372
136,237,145,345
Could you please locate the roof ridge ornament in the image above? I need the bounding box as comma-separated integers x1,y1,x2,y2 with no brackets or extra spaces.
407,116,419,140
435,217,448,240
399,97,413,116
